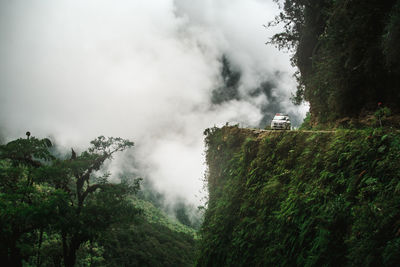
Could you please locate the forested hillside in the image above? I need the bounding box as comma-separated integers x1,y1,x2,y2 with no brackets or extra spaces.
269,0,400,125
197,126,400,266
0,135,197,266
99,198,197,266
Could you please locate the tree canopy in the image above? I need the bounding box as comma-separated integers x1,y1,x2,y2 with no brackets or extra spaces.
0,134,140,266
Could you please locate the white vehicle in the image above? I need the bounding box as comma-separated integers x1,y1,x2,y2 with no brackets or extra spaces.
271,113,291,130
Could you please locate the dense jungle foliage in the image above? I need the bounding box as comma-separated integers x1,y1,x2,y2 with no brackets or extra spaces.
269,0,400,124
0,135,197,266
198,126,400,266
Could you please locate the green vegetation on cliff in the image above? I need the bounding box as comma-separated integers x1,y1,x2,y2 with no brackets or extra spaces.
198,126,400,266
269,0,400,124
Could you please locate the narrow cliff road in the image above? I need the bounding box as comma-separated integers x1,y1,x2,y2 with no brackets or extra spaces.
253,129,335,133
249,129,336,135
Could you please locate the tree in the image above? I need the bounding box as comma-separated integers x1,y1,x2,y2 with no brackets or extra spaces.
0,134,140,267
0,135,63,266
52,136,140,267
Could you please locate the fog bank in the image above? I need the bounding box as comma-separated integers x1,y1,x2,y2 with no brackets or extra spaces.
0,0,307,205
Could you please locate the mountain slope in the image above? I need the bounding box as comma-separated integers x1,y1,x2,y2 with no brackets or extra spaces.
98,198,198,266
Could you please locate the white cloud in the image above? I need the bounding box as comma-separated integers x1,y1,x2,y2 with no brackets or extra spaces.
0,0,306,205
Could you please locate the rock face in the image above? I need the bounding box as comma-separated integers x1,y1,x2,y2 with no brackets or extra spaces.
197,126,400,266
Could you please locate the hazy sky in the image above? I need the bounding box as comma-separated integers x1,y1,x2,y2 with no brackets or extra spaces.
0,0,307,205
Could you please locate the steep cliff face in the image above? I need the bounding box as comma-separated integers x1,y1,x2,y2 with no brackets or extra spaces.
198,126,400,266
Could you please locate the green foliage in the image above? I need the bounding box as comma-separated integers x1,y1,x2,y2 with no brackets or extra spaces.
374,106,392,127
0,135,140,266
99,198,197,267
134,198,197,237
137,178,203,230
198,126,400,266
269,0,400,124
299,112,312,130
0,136,64,266
0,134,199,266
174,202,193,227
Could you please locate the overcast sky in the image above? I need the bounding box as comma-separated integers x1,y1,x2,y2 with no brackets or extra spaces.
0,0,307,206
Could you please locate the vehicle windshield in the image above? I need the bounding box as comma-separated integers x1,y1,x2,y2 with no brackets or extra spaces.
274,116,287,120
